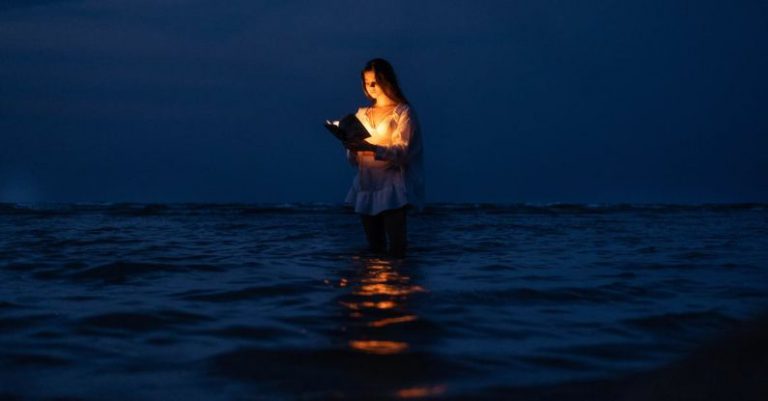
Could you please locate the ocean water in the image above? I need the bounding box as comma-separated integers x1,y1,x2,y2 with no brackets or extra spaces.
1,202,767,400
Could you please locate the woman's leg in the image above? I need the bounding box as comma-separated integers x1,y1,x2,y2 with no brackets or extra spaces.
382,206,408,258
360,213,386,253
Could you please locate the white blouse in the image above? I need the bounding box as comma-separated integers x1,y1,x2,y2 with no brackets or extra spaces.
344,103,425,216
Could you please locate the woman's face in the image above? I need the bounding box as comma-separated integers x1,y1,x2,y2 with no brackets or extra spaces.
363,71,379,99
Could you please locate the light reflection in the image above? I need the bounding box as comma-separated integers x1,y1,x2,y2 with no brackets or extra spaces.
339,300,398,310
331,255,446,397
348,340,409,355
369,315,418,328
336,257,425,355
375,301,397,309
356,283,425,297
395,385,447,399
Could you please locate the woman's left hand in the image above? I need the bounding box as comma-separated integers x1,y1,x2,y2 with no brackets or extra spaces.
344,140,377,152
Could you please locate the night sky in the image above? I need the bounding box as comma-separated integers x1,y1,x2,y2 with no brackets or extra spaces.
1,0,766,204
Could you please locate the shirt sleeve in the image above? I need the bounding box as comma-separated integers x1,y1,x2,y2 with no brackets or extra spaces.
346,148,358,166
373,106,419,166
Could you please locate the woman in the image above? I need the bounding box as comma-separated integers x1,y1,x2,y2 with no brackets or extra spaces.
344,58,425,258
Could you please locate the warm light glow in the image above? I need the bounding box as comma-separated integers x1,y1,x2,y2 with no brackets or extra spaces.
361,271,401,283
368,315,418,328
338,301,360,310
349,340,409,355
341,256,427,357
339,300,399,311
356,283,425,296
395,385,447,399
375,301,397,309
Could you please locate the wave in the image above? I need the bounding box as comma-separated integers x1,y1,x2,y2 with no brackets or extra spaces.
623,310,739,334
77,310,212,334
32,261,223,283
439,282,672,306
0,353,71,367
207,346,471,396
177,283,310,302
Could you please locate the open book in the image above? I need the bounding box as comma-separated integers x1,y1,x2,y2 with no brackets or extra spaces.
324,114,371,143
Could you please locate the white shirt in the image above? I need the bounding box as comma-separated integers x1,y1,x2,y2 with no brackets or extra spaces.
344,103,425,215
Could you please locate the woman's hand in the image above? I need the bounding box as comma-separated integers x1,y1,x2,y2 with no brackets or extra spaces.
344,140,377,153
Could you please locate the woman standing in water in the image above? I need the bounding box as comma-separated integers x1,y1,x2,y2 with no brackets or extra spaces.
344,58,425,258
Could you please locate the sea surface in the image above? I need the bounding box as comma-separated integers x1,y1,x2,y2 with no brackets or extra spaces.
1,202,767,400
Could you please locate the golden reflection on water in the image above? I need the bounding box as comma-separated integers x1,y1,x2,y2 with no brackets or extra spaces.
339,257,425,355
368,315,418,328
338,300,397,310
335,256,446,398
395,385,447,398
348,340,409,355
356,283,425,297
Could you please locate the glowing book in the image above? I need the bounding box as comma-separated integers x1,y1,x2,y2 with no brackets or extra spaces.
324,114,371,143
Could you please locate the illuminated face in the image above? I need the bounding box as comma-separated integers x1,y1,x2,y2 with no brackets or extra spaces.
363,70,379,99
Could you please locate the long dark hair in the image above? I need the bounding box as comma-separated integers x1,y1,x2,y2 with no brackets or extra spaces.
361,58,409,105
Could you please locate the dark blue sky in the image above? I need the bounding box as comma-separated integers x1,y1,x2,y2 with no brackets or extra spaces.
1,0,766,203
